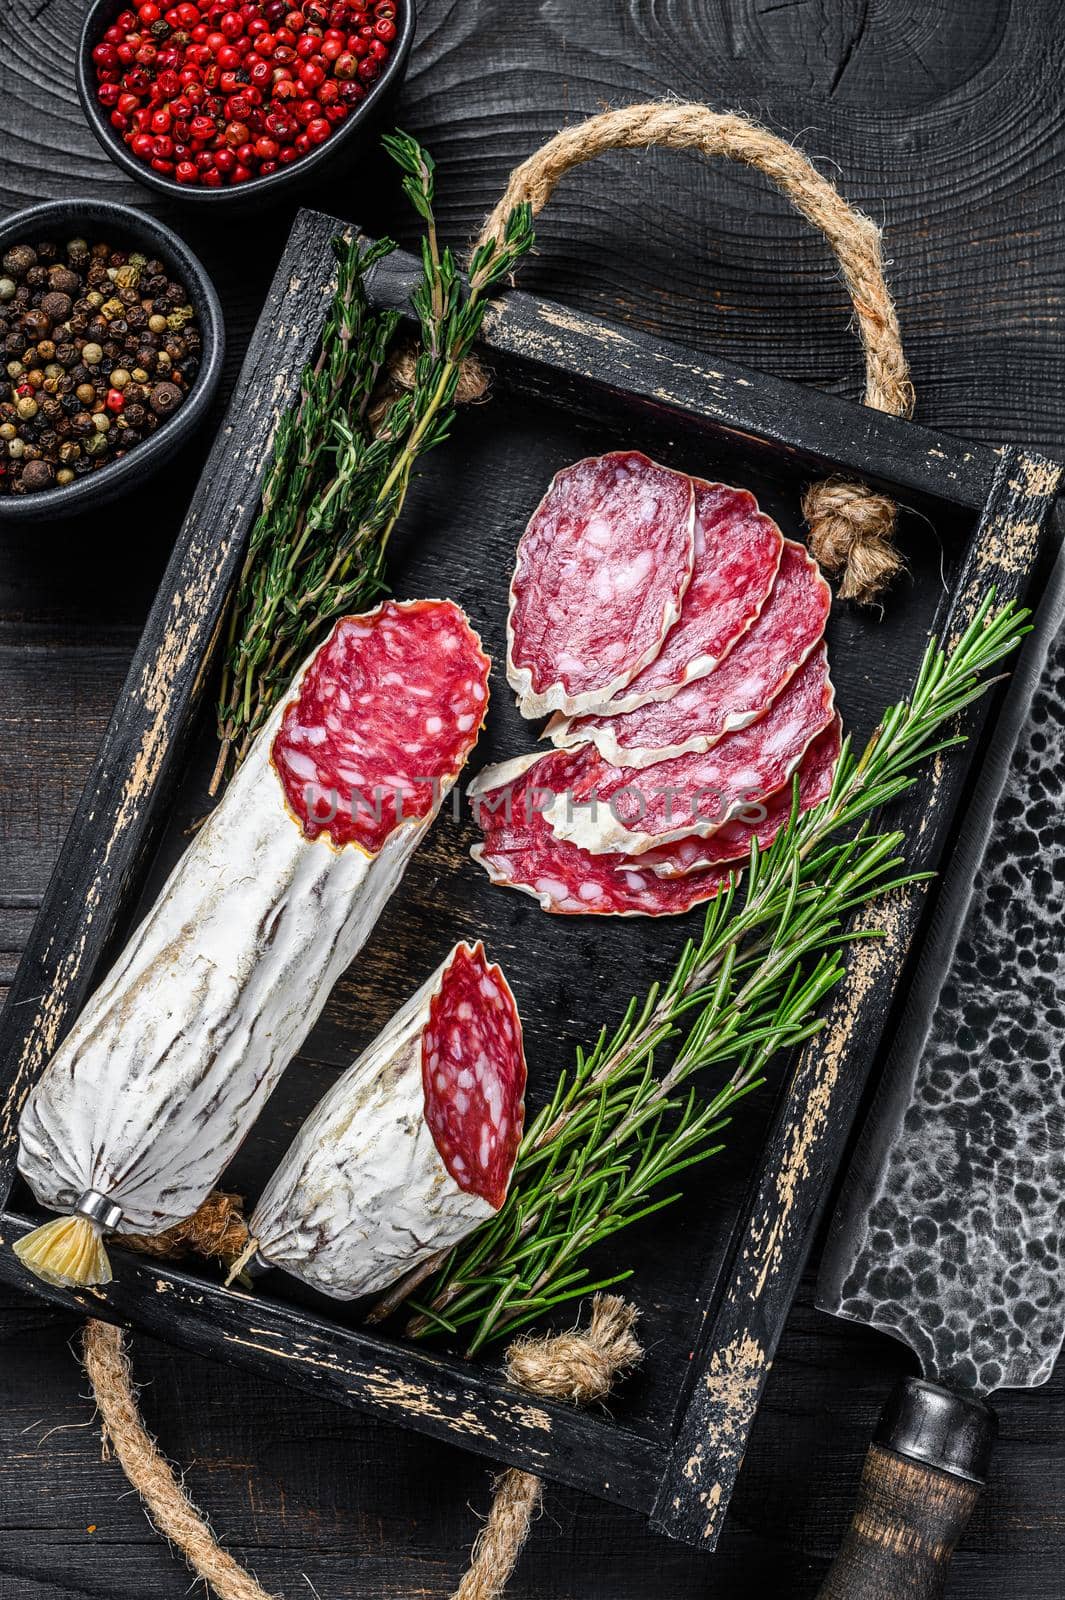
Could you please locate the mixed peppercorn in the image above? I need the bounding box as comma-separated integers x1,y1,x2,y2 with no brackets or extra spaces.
0,237,200,496
92,0,396,187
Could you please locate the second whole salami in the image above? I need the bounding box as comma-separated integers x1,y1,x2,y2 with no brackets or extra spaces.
244,942,527,1299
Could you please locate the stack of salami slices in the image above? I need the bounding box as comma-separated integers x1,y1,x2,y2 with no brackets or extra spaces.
472,452,841,916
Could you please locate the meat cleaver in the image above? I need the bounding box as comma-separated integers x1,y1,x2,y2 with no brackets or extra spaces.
815,532,1065,1600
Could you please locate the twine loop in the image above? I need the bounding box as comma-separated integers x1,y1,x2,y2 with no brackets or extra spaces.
452,1295,642,1600
391,101,914,602
79,1294,641,1600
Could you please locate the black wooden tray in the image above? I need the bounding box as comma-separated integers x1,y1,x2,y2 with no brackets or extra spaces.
0,208,1060,1550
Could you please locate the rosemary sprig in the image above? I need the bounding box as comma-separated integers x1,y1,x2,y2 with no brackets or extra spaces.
375,596,1028,1352
212,134,534,787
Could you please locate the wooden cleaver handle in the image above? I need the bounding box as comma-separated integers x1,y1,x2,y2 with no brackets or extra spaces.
816,1377,996,1600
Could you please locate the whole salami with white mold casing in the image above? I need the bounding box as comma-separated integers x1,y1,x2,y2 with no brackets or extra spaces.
14,599,490,1291
243,942,526,1300
506,451,696,718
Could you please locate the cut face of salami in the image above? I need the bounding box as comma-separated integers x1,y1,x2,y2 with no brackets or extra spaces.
15,599,489,1290
423,941,525,1209
545,644,835,856
640,717,842,878
470,749,733,916
551,541,830,768
248,943,526,1300
274,598,490,854
506,451,696,718
586,480,784,716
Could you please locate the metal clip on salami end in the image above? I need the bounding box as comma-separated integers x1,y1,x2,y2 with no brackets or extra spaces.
12,1188,123,1290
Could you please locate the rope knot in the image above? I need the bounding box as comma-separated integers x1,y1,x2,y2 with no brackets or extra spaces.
504,1293,642,1405
122,1191,249,1267
802,476,905,604
389,341,490,405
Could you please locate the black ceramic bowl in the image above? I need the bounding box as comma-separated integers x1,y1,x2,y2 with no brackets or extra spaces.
0,198,224,524
76,0,416,206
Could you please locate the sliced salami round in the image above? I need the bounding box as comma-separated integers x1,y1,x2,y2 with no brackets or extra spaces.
506,451,696,718
469,749,734,916
247,942,526,1300
639,717,842,878
274,598,491,854
550,540,830,768
582,479,784,716
545,644,836,856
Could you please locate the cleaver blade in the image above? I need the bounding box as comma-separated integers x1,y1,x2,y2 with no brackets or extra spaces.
813,530,1065,1600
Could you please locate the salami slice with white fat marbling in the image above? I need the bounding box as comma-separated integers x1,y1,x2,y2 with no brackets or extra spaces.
245,942,526,1300
580,479,784,717
639,717,842,878
15,600,490,1291
549,541,830,768
545,644,835,857
506,451,696,718
469,749,735,916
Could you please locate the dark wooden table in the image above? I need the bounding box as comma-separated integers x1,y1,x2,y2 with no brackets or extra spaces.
2,2,1063,1595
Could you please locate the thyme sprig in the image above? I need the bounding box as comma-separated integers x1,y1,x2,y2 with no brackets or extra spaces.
212,133,534,787
374,596,1028,1353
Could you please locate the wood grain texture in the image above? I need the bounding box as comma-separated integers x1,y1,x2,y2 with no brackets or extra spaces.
816,1446,983,1600
2,0,1065,1596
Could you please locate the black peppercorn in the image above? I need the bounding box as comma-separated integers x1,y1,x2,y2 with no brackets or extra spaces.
49,265,80,296
21,309,50,340
20,458,54,492
3,244,36,276
149,380,183,417
40,291,72,323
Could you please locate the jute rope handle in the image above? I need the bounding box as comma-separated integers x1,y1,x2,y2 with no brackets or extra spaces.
80,1294,641,1600
461,102,915,603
